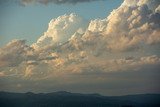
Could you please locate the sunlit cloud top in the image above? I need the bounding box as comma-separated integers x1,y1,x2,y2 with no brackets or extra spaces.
0,0,160,95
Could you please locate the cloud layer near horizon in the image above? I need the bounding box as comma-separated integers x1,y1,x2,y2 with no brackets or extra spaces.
0,0,160,95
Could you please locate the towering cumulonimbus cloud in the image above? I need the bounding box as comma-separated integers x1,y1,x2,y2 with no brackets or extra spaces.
82,0,160,52
0,0,160,94
4,0,160,53
32,13,88,50
0,0,160,81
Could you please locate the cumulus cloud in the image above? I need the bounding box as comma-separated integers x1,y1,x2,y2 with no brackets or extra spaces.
83,0,159,52
1,0,160,95
20,0,104,5
32,13,88,50
0,40,31,68
0,0,160,81
88,19,108,33
2,52,159,80
29,0,160,79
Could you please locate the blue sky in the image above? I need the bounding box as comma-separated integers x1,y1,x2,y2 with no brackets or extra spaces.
0,0,123,46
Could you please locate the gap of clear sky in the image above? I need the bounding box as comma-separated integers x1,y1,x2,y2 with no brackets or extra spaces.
0,0,123,46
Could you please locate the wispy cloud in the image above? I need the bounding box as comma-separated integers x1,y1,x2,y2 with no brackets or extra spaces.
0,0,105,6
20,0,104,6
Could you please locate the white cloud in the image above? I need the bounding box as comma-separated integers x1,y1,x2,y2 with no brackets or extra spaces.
155,5,160,13
0,0,160,81
140,55,160,65
29,0,160,78
1,0,160,95
83,0,160,52
32,13,88,50
24,62,53,79
88,19,108,33
147,30,160,45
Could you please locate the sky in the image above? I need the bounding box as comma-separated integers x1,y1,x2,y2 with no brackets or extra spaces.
0,0,160,96
0,0,123,46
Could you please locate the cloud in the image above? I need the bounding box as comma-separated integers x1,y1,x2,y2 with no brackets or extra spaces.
2,0,160,53
0,0,160,95
0,39,57,72
88,19,108,33
24,62,53,78
28,0,160,78
32,13,88,50
1,0,160,74
20,0,104,6
0,40,31,68
0,72,5,77
79,0,160,52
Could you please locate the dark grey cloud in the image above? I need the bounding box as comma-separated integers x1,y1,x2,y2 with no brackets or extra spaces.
20,0,104,5
0,0,105,6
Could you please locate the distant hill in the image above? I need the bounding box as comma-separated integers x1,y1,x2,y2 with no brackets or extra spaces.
0,91,160,107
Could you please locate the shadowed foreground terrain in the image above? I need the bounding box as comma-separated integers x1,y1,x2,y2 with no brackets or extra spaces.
0,91,160,107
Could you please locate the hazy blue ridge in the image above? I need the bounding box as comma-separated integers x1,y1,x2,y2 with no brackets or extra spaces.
0,91,160,107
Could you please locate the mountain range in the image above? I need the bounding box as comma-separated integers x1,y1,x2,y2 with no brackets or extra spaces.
0,91,160,107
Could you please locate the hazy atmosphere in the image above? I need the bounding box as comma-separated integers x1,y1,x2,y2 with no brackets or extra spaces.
0,0,160,96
